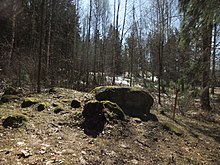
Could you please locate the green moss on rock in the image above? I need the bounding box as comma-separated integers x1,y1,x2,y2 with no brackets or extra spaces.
2,113,28,128
101,100,125,120
37,102,50,111
132,117,142,123
21,97,40,108
1,95,20,103
162,121,183,136
92,86,154,117
54,106,64,114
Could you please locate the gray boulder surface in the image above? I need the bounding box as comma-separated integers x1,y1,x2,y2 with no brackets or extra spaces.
92,86,154,118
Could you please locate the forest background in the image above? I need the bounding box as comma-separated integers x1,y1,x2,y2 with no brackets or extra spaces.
0,0,220,110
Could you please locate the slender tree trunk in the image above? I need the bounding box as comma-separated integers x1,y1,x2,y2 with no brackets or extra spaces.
211,23,217,95
120,0,127,46
37,0,45,93
46,0,53,85
86,0,92,86
8,0,16,76
201,23,212,110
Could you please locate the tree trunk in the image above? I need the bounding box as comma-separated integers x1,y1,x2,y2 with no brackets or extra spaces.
211,23,217,95
8,0,16,77
46,0,53,85
86,0,92,86
201,23,212,110
37,0,45,93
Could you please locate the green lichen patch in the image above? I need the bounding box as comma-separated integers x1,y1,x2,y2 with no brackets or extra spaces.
2,113,28,128
21,97,40,108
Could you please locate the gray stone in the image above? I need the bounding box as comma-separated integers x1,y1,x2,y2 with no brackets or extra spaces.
92,86,154,117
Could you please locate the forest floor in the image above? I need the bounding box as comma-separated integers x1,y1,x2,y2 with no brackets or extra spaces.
0,87,220,165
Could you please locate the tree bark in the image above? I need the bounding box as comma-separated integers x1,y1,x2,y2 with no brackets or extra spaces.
201,23,212,110
37,0,45,93
211,23,217,95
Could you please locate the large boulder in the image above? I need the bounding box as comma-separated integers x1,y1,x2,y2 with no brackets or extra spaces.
82,100,125,137
92,86,154,117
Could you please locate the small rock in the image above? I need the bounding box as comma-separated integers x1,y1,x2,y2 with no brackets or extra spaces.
21,97,39,108
49,87,57,93
37,102,50,111
17,149,32,159
131,159,139,164
2,114,28,128
1,95,19,103
3,87,19,95
79,156,88,165
71,99,81,108
54,107,64,114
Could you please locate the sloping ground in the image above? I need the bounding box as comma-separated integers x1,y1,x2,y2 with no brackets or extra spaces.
0,88,220,164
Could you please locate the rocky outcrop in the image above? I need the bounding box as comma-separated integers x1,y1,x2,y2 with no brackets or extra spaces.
92,86,154,118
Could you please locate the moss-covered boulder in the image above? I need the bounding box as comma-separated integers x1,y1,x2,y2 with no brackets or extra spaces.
21,97,40,108
2,113,28,128
82,100,126,137
37,102,50,111
71,99,81,108
92,86,154,117
101,101,125,120
3,87,19,96
1,95,20,103
54,106,64,114
82,100,106,137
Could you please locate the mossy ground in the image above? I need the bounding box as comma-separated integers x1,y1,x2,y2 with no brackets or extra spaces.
0,87,219,164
